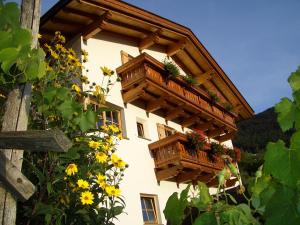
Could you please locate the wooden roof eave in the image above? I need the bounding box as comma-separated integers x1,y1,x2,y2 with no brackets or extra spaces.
40,0,254,119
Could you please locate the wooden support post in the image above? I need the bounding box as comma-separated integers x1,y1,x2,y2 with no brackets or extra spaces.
196,120,214,131
122,83,147,104
139,30,161,52
146,97,166,113
165,108,184,121
155,166,182,181
0,1,41,224
181,113,200,127
194,70,215,85
82,11,112,41
0,153,35,202
176,169,201,184
207,126,226,138
167,38,187,56
0,128,72,152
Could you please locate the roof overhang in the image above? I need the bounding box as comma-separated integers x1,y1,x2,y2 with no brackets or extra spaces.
40,0,254,120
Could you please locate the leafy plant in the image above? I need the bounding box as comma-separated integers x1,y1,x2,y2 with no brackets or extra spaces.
164,59,180,79
182,74,197,86
185,131,206,155
0,2,126,224
208,91,220,104
207,142,224,162
164,66,300,225
223,102,234,112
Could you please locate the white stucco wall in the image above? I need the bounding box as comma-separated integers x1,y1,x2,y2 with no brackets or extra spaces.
71,31,236,225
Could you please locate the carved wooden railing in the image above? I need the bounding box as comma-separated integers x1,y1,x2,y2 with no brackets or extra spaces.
148,133,229,173
117,53,237,129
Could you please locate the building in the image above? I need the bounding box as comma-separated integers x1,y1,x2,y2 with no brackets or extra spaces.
40,1,254,224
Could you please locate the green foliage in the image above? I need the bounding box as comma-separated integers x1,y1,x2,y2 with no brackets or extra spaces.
207,142,224,162
185,131,205,154
208,91,220,103
165,65,300,225
164,59,180,79
182,74,197,85
223,102,234,112
0,2,45,86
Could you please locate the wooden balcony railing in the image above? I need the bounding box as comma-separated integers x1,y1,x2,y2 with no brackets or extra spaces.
117,53,237,141
148,133,239,185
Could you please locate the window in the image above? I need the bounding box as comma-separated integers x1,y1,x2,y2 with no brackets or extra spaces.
157,123,176,139
140,194,160,224
84,97,123,132
137,122,145,138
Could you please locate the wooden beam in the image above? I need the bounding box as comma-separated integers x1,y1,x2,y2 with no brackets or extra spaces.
195,70,215,85
63,7,98,20
155,166,182,181
0,128,72,152
0,153,35,202
146,97,166,113
82,11,112,41
51,17,85,27
122,83,147,104
139,30,161,51
216,132,236,143
165,108,184,121
207,126,226,138
181,113,201,127
167,38,187,56
176,169,201,184
196,120,214,131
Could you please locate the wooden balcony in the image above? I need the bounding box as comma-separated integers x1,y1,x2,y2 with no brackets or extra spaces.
116,53,237,141
148,133,238,186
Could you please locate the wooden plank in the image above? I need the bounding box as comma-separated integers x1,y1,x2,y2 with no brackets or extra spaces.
155,165,182,181
195,70,215,85
0,128,72,152
122,83,147,103
0,153,35,202
176,169,201,184
82,11,112,40
207,126,226,138
139,30,161,51
146,97,166,113
63,7,98,20
165,108,184,121
0,1,41,224
167,38,187,56
196,120,214,131
181,113,201,127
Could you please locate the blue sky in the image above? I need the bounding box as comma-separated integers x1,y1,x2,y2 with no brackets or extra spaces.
15,0,300,113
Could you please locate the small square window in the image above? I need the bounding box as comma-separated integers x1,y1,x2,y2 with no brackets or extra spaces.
140,195,160,224
137,122,145,138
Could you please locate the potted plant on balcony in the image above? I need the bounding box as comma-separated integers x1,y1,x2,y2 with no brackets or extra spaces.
207,142,224,162
185,129,206,156
222,102,234,112
182,74,197,86
163,59,180,80
208,91,220,104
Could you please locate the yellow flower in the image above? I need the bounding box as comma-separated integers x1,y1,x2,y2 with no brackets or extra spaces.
99,181,107,190
89,140,101,150
111,154,119,164
80,191,94,205
71,84,81,93
38,33,42,39
108,124,119,133
96,174,106,184
65,163,78,176
116,160,126,169
50,49,59,59
95,152,107,163
105,185,121,197
101,66,114,76
77,179,89,189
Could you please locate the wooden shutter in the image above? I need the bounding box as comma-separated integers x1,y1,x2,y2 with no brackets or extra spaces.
156,123,166,140
120,50,134,64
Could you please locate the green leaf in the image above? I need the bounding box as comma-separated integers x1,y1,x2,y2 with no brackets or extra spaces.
57,99,79,120
13,28,31,48
265,185,300,225
264,140,300,187
0,47,19,73
193,212,217,225
193,182,212,211
288,67,300,92
75,110,96,132
275,97,295,131
163,185,190,225
290,131,300,151
0,31,12,50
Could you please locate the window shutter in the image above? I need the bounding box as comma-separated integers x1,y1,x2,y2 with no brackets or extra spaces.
156,123,166,140
120,50,134,64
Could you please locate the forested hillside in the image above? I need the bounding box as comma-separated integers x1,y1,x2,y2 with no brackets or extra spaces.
232,107,293,153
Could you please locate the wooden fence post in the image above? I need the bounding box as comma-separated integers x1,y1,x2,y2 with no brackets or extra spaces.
0,1,41,225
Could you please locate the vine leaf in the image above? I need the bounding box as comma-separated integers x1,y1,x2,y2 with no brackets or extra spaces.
288,66,300,92
275,97,296,132
0,47,19,73
75,110,96,132
193,212,217,225
264,140,300,187
163,185,190,225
